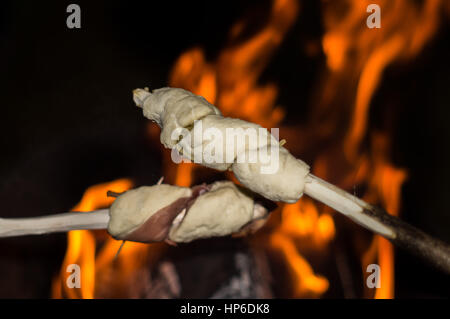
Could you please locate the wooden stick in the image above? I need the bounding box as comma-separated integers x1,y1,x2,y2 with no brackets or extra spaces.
304,174,450,274
0,209,109,237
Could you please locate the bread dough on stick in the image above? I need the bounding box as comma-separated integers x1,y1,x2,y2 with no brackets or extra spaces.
133,87,310,203
134,87,221,149
107,181,270,243
169,181,255,242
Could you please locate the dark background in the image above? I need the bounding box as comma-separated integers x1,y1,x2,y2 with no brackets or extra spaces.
0,0,449,298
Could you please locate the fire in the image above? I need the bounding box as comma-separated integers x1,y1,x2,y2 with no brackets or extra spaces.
316,0,444,298
267,198,335,297
53,0,444,298
51,178,150,298
166,0,334,298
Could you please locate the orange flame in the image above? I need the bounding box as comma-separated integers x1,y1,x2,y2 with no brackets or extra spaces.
165,0,334,298
52,179,132,298
316,0,443,298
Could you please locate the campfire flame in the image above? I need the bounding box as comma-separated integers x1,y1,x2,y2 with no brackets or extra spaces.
315,0,443,298
166,0,333,298
53,0,444,298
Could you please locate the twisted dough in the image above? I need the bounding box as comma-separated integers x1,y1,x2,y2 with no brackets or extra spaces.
133,87,310,203
107,181,268,243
